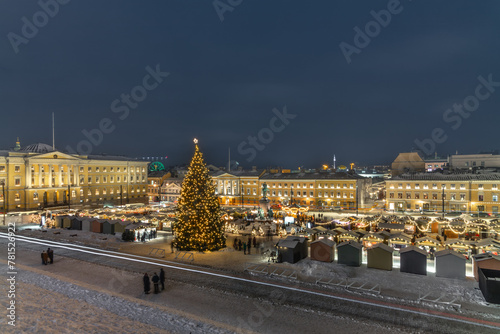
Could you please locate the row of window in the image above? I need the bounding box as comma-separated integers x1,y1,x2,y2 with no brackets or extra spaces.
0,165,146,173
0,187,147,202
388,192,498,202
220,181,355,189
389,183,498,190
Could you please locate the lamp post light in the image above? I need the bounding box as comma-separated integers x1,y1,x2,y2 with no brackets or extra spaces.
442,184,445,218
1,181,5,226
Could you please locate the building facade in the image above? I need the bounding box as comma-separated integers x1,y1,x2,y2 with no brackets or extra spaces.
0,143,149,212
386,173,500,215
212,170,371,209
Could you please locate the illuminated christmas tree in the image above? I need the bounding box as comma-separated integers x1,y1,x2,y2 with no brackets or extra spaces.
174,139,226,251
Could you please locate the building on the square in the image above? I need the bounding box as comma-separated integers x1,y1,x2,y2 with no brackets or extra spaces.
449,153,500,170
391,152,425,177
211,168,371,210
160,178,183,203
385,172,500,215
0,141,149,211
211,168,263,206
147,170,169,202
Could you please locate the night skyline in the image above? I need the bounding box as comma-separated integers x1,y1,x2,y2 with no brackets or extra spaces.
1,1,500,169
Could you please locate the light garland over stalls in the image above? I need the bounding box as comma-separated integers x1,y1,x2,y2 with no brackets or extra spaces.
173,139,226,252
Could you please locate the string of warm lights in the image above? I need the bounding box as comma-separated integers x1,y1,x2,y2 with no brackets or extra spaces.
173,139,226,251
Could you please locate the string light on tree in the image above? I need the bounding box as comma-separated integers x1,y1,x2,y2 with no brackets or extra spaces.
173,139,226,251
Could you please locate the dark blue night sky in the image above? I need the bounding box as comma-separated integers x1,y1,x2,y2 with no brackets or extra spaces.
1,1,499,168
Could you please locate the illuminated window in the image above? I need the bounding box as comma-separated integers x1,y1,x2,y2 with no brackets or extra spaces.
0,166,5,172
493,195,498,202
415,193,420,199
389,193,394,198
415,184,420,189
33,193,39,200
14,165,20,172
103,167,107,172
432,193,437,200
15,192,20,201
80,166,84,172
478,184,484,190
15,178,21,186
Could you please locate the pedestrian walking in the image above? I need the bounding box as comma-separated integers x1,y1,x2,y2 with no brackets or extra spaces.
41,250,48,265
247,241,251,255
159,268,165,291
243,242,247,255
253,236,257,248
143,273,151,294
171,240,175,253
233,238,238,250
152,272,160,294
238,239,242,251
47,247,54,264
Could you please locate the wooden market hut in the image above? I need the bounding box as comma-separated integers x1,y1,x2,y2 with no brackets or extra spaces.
478,268,500,304
113,220,128,233
476,238,500,255
54,215,66,228
284,236,308,260
435,249,466,279
277,239,302,264
361,232,385,247
61,216,72,228
378,222,405,233
81,219,92,232
70,217,82,230
102,220,116,234
337,241,362,267
62,216,73,228
338,231,359,243
443,239,474,258
388,233,411,248
310,239,335,262
91,219,104,233
473,253,500,281
399,245,427,275
367,243,394,271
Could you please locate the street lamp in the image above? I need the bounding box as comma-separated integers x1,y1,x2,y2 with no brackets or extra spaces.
1,181,5,225
441,184,445,218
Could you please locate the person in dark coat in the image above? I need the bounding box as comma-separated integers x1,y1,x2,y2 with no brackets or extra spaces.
159,268,165,291
247,241,251,255
152,272,160,294
47,247,54,264
143,273,151,294
238,239,242,251
243,242,247,255
41,250,48,265
252,236,257,248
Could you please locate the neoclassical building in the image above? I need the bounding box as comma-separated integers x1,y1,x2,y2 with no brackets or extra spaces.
211,169,371,209
386,173,500,215
0,142,149,212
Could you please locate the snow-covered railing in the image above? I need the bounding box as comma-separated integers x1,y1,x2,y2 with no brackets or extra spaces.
149,247,166,258
315,276,381,295
174,251,194,263
418,292,461,309
244,262,298,280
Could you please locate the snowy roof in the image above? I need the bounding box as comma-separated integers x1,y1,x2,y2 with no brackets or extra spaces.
399,245,427,256
21,143,54,153
366,242,394,253
393,172,500,181
260,171,366,180
277,240,299,249
337,240,362,249
311,238,335,247
435,249,466,259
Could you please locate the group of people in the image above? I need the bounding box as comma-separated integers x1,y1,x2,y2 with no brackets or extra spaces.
41,248,54,265
143,268,165,294
233,236,265,255
139,229,157,242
